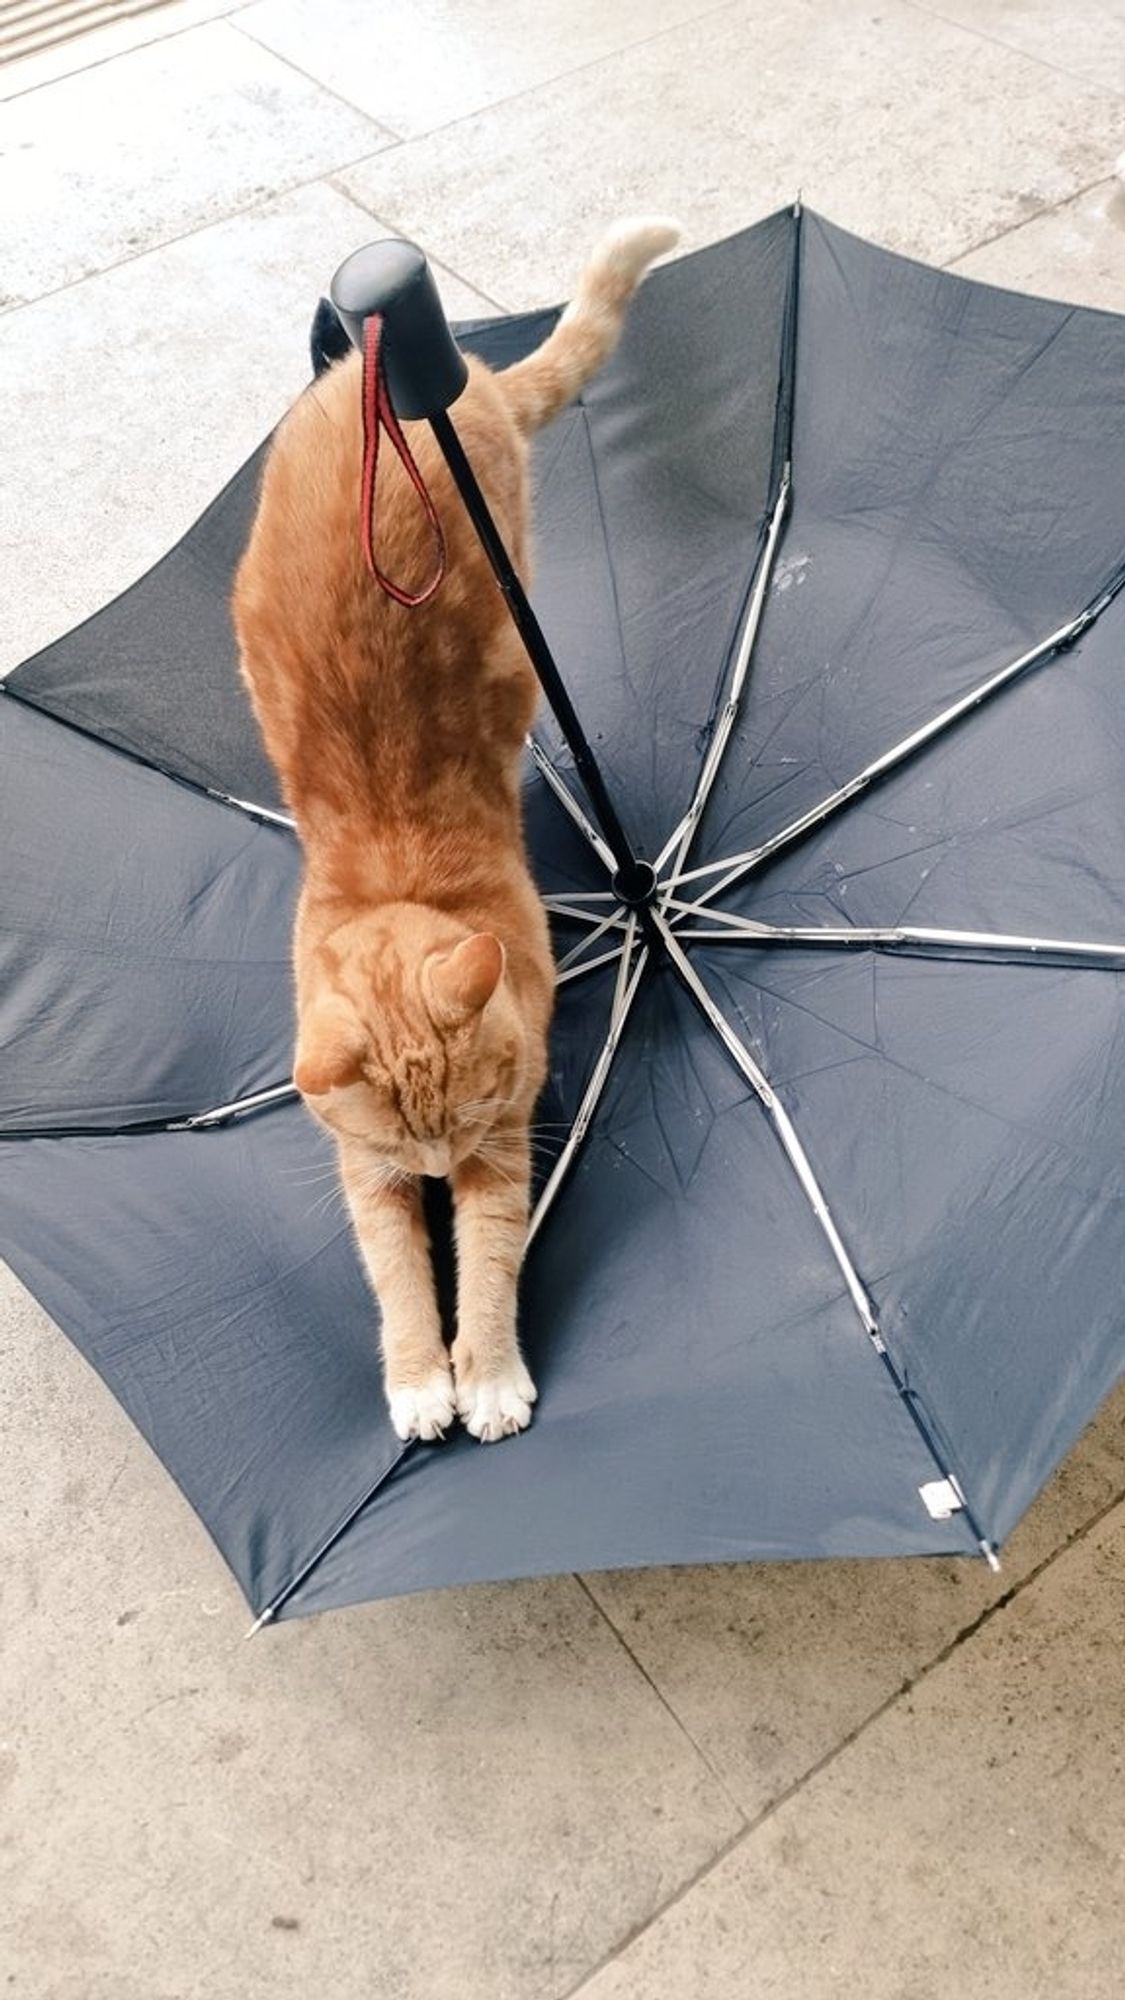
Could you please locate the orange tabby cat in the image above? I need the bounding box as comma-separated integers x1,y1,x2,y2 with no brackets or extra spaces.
232,220,677,1444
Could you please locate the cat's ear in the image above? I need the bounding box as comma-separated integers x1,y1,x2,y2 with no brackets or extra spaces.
425,933,505,1029
293,999,365,1097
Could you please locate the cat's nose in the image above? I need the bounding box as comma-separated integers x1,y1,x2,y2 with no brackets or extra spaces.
419,1143,451,1178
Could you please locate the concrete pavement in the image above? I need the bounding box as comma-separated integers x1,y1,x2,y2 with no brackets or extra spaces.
3,3,1124,1992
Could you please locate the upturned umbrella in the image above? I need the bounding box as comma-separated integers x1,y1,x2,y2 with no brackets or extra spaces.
4,206,1124,1626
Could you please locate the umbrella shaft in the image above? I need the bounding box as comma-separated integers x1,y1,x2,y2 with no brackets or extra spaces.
429,411,654,907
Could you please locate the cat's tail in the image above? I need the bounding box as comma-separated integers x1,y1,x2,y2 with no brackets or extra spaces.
499,218,680,434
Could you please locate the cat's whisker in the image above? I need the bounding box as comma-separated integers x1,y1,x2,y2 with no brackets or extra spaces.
361,1165,411,1196
294,1177,346,1201
455,1100,511,1123
474,1153,520,1189
482,1128,557,1155
472,1136,524,1168
307,1184,350,1222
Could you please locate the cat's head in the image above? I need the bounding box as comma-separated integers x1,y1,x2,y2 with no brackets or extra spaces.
294,904,529,1177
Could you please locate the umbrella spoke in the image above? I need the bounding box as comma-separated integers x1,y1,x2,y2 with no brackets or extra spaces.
665,898,773,936
0,1078,301,1141
541,893,621,917
169,1081,300,1130
556,944,634,986
527,735,616,875
650,911,882,1341
555,905,629,972
212,791,296,831
528,916,646,1245
655,471,791,889
666,915,1125,969
649,909,998,1565
673,567,1125,912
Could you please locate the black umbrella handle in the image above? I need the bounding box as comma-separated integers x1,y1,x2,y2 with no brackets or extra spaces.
428,412,655,908
329,242,655,909
331,239,469,420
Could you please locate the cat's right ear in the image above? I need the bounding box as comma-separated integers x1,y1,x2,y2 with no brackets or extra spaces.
293,1000,365,1097
424,933,505,1030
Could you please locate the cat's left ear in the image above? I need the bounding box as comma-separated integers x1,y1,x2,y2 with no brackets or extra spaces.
424,933,505,1030
293,997,365,1097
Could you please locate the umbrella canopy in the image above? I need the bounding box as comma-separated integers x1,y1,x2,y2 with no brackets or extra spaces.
4,208,1125,1625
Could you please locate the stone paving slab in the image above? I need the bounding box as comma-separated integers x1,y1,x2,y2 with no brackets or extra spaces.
236,0,724,139
1,18,393,304
578,1498,1125,2000
950,178,1125,313
338,0,1123,304
0,1265,743,2000
583,1380,1125,1820
910,0,1125,96
0,0,251,103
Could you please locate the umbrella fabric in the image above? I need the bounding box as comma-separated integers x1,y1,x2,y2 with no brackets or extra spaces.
3,209,1124,1624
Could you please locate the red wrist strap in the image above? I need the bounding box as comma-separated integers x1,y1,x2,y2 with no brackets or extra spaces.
360,313,447,607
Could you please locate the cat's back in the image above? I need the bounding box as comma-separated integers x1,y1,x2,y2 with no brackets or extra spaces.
236,348,525,645
232,349,536,819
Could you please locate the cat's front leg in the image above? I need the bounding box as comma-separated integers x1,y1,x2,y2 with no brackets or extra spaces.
339,1144,455,1443
450,1136,537,1443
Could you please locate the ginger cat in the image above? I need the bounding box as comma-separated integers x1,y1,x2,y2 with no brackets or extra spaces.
233,220,677,1444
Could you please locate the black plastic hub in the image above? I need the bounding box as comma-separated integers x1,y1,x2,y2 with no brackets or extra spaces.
611,860,657,909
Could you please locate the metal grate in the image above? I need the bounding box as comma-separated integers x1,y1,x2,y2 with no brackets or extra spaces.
0,0,181,67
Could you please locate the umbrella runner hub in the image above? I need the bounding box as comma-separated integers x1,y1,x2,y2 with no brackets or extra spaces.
610,858,657,909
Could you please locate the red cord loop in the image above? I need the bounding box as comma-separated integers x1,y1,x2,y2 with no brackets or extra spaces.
360,313,447,607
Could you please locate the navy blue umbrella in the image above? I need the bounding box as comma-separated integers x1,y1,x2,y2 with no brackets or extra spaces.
4,208,1124,1624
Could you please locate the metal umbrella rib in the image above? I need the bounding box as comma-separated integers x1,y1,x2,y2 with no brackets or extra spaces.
650,911,999,1568
525,203,806,1257
655,467,792,885
656,198,802,891
528,916,645,1245
670,560,1125,912
664,903,1125,970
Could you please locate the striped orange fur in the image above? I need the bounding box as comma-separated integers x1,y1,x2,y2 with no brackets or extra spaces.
232,220,678,1444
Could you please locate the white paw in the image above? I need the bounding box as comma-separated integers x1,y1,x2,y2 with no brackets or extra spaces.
388,1369,457,1443
456,1357,538,1443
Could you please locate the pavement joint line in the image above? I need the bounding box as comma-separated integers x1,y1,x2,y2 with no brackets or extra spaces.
320,0,741,153
10,156,1108,327
573,1574,751,1825
322,179,512,316
560,1477,1125,2000
3,80,1111,326
1,0,259,106
941,173,1120,275
898,0,1125,102
226,15,410,145
0,153,409,320
558,1814,753,2000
